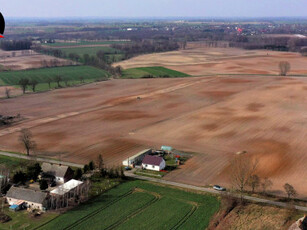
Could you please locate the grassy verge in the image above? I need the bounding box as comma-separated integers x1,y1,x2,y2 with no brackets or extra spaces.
121,66,189,79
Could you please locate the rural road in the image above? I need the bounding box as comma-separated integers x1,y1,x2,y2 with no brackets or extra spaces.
1,150,307,212
125,172,307,212
0,151,83,168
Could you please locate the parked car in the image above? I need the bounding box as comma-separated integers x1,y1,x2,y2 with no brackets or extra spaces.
213,185,226,191
125,166,132,171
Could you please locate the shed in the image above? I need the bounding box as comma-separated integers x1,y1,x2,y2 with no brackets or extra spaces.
161,146,173,152
122,149,152,167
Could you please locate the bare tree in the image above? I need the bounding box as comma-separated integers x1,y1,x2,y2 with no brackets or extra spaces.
18,78,29,94
279,61,291,76
230,155,258,200
247,174,260,193
19,128,36,156
30,79,38,92
284,183,297,199
97,154,104,170
47,78,52,89
54,75,62,88
4,88,11,98
261,177,273,194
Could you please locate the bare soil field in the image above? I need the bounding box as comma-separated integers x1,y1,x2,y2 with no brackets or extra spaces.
0,50,71,70
116,43,307,76
0,75,307,197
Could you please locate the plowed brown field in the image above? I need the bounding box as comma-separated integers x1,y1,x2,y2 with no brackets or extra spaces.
1,46,307,197
116,43,307,76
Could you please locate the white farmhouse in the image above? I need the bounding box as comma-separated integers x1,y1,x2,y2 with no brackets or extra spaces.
142,155,166,171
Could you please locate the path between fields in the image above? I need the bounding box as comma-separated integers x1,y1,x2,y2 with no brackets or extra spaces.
125,172,307,212
0,151,83,168
1,150,307,212
0,78,208,137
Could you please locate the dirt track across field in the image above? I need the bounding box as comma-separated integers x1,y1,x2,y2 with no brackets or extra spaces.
1,74,307,197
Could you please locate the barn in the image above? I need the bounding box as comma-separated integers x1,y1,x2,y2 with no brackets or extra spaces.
142,155,166,171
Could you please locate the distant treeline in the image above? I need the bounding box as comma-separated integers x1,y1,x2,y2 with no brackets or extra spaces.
228,36,307,52
33,45,122,76
111,39,179,58
0,40,32,51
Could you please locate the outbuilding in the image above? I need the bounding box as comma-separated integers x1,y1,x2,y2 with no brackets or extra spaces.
41,163,74,184
142,155,166,171
6,187,48,211
122,149,152,167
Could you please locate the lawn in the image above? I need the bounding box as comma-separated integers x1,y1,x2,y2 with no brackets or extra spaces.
0,197,58,230
0,66,109,91
121,66,189,79
0,155,28,171
39,180,219,230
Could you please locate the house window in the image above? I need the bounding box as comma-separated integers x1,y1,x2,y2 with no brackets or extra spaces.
145,164,148,167
152,165,154,168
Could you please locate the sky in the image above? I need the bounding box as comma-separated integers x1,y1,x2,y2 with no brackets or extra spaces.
1,0,307,18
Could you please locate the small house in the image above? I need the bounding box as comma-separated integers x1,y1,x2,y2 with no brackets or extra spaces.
6,187,48,211
41,163,74,184
142,155,166,171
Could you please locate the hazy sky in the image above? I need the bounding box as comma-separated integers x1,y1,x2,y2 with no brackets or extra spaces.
1,0,307,18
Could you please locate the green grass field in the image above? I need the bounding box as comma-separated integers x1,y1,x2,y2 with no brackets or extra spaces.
39,180,219,230
0,66,109,92
45,40,129,47
121,67,189,79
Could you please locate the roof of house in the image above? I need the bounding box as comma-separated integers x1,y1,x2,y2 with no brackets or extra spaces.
51,179,83,195
6,187,47,204
142,155,164,166
41,163,69,178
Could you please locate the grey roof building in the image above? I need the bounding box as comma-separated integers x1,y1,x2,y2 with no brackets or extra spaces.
6,186,47,205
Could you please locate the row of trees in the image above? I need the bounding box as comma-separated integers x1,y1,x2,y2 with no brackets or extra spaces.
0,40,32,51
231,154,297,200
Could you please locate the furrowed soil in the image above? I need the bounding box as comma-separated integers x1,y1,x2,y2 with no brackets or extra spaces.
115,43,307,76
1,45,307,197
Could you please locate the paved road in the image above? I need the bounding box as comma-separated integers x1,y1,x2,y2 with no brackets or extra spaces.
0,151,84,168
125,172,307,212
1,150,307,212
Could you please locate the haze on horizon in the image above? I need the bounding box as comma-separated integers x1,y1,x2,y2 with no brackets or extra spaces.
1,0,307,19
